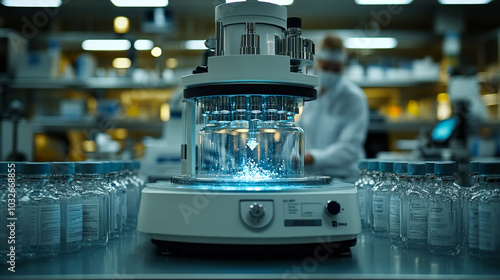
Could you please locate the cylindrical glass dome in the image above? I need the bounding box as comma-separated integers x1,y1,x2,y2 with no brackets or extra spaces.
196,95,304,180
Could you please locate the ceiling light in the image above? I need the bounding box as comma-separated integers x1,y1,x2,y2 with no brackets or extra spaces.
82,39,131,51
355,0,413,4
114,16,130,34
2,0,62,7
134,39,154,50
165,58,178,69
438,0,492,4
110,0,168,7
184,40,207,50
344,37,398,49
112,58,131,69
226,0,294,5
151,47,162,57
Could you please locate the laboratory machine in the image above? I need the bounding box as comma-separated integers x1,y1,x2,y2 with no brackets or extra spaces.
137,0,361,253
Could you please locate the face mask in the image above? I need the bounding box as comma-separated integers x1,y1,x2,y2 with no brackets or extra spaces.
318,71,341,89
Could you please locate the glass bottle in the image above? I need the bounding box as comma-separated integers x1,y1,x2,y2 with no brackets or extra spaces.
401,162,429,249
366,160,379,228
388,161,408,247
428,161,463,255
468,161,486,258
20,162,61,259
109,161,125,234
370,161,393,237
100,161,117,239
354,160,369,228
49,162,82,254
124,161,140,229
425,161,438,193
478,162,500,262
75,162,109,247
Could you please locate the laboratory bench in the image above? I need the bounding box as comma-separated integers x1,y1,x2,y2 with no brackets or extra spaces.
2,230,499,280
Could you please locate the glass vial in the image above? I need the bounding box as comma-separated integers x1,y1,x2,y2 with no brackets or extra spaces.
477,162,500,262
75,162,109,247
401,162,429,249
370,161,393,237
428,161,463,255
389,161,408,247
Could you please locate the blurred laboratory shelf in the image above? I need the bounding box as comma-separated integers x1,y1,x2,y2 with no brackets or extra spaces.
27,118,164,133
355,79,444,88
7,77,177,90
2,230,499,280
368,121,434,133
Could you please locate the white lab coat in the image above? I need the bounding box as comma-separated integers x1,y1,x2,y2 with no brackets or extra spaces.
298,77,369,183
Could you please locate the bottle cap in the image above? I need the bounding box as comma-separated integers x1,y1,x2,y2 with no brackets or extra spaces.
367,160,379,171
101,161,110,173
23,162,50,175
287,17,302,29
124,160,135,170
478,162,500,175
133,160,141,170
110,161,124,173
469,161,479,175
434,161,457,176
425,161,437,174
408,162,426,176
358,160,369,170
393,162,407,174
51,162,75,175
379,161,393,173
0,162,9,175
76,162,103,174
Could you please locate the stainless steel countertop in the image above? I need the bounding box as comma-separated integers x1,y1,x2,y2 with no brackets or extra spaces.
2,229,499,279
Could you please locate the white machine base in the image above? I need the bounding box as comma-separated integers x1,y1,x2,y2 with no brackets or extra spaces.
138,181,361,252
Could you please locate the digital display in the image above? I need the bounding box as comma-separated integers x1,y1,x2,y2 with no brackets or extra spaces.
430,117,459,143
284,219,322,227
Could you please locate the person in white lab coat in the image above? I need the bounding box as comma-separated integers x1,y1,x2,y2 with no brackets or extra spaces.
298,35,369,183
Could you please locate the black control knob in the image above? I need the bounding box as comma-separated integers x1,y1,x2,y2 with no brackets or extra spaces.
325,200,341,215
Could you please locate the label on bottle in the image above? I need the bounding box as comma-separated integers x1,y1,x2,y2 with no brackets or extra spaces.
358,189,366,222
407,198,427,240
468,202,479,249
38,204,61,246
67,203,83,242
478,204,500,251
372,193,388,231
429,201,455,246
82,199,100,241
389,195,401,238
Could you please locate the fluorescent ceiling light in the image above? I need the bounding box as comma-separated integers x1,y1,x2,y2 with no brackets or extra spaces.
345,37,398,49
226,0,294,5
2,0,61,7
355,0,413,4
82,39,131,51
112,57,131,69
134,39,154,50
110,0,168,7
184,40,207,50
438,0,492,4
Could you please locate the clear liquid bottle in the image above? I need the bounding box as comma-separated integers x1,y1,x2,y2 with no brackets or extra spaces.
132,160,145,213
401,162,429,249
468,161,486,258
477,161,500,262
388,161,408,247
100,161,117,239
109,161,125,234
428,161,463,255
370,161,393,237
75,162,109,247
49,162,82,254
366,160,379,228
124,161,140,229
21,162,61,259
355,160,369,228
